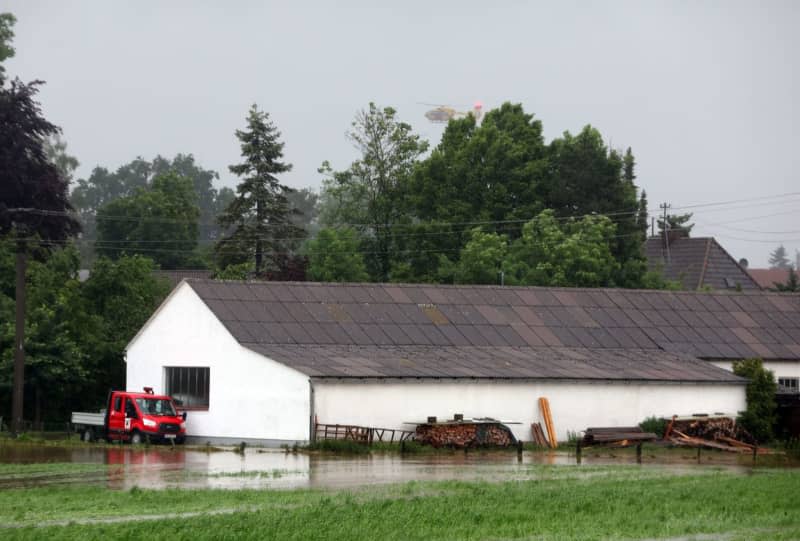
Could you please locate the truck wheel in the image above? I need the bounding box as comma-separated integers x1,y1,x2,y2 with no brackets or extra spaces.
82,428,94,443
130,431,143,445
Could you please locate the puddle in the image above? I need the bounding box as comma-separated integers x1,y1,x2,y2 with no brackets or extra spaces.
0,444,795,491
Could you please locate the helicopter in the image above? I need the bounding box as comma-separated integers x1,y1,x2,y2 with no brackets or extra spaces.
421,101,483,123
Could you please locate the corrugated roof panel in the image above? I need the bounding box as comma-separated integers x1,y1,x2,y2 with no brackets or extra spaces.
398,304,431,325
360,324,394,346
532,326,563,347
589,328,622,348
282,322,314,344
204,299,235,321
398,324,432,345
287,284,318,303
318,323,353,345
227,301,256,322
588,290,616,308
604,307,635,328
284,302,315,323
549,327,582,348
476,304,507,325
300,322,332,345
342,285,374,304
436,325,472,346
732,327,760,344
383,286,413,304
511,305,545,326
474,325,509,346
553,290,579,306
340,323,372,345
569,327,602,348
514,289,545,306
640,310,670,327
264,322,294,344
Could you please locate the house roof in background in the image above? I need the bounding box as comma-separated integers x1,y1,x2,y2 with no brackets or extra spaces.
645,237,760,291
153,269,214,287
183,280,800,381
748,268,796,290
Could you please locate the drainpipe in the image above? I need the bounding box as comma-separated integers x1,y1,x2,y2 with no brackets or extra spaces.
309,380,316,443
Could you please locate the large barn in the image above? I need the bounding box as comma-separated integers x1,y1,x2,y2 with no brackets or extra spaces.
125,280,800,445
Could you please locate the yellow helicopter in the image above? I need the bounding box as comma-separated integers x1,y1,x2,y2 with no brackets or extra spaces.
421,101,483,123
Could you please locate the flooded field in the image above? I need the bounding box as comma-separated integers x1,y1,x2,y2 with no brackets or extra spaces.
2,442,793,490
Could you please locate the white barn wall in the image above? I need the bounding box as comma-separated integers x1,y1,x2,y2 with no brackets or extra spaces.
710,360,800,380
126,283,310,443
314,380,746,441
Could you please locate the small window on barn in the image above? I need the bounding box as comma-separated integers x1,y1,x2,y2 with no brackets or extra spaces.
165,367,210,410
778,377,799,394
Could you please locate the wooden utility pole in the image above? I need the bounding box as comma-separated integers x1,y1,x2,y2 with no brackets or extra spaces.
659,202,671,264
12,233,27,435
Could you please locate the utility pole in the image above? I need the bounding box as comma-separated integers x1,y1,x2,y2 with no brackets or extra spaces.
11,221,27,435
660,203,671,265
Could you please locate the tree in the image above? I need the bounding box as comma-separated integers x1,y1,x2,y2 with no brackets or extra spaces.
0,243,87,425
545,127,644,287
733,359,777,443
44,134,80,184
774,268,799,292
439,228,508,285
404,104,646,286
306,228,369,282
287,188,320,237
80,255,170,402
0,12,15,83
216,105,305,276
503,210,619,288
657,212,694,236
96,172,200,269
0,77,81,433
768,245,792,270
320,103,428,281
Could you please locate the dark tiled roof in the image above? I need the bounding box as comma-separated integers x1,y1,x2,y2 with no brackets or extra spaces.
645,237,760,291
185,280,800,381
245,344,741,382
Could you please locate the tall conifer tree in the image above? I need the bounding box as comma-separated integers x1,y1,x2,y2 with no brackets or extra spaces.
216,105,304,276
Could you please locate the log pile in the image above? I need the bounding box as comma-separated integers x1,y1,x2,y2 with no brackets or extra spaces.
415,421,516,448
665,415,766,453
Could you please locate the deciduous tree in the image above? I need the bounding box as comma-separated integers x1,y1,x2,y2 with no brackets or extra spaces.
0,77,80,433
320,103,428,281
96,172,199,269
306,228,369,282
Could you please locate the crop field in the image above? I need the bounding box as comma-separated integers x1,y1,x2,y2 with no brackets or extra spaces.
0,462,798,540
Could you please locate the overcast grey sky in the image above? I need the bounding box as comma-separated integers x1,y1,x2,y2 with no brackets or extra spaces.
6,0,799,268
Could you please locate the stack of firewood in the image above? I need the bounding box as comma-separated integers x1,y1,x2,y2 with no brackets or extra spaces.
666,416,764,453
415,422,515,448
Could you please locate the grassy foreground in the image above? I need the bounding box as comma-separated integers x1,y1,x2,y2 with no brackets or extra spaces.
0,467,798,540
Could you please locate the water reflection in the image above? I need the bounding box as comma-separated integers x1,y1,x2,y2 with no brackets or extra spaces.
0,444,792,491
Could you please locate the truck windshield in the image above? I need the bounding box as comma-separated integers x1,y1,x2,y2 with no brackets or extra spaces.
135,398,176,416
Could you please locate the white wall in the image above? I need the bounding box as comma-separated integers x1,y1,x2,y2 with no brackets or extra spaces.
710,360,800,380
314,380,746,442
126,283,310,443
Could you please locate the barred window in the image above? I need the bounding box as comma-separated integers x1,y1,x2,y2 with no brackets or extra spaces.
165,367,210,409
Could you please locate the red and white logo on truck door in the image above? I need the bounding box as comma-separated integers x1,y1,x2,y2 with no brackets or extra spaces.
124,418,131,431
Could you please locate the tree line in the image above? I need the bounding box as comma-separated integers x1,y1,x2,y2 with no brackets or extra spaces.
0,9,665,425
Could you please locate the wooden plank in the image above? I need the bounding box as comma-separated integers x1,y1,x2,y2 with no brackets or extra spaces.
539,397,557,449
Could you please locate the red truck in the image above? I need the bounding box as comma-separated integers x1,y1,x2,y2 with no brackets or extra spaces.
71,388,187,444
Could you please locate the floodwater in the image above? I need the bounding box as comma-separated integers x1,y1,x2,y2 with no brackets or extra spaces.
2,443,793,491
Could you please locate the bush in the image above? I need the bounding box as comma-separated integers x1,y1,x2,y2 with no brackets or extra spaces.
733,358,777,443
639,416,667,437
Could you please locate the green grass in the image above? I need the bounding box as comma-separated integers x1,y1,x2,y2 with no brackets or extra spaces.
0,467,798,540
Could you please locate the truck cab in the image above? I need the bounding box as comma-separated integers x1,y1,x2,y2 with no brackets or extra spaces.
105,388,186,444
